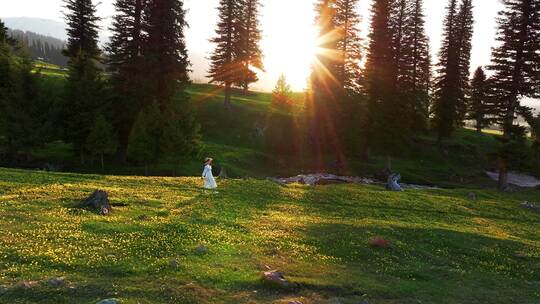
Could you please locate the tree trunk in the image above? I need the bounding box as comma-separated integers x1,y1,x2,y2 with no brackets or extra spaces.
144,163,148,176
386,155,392,173
80,148,85,165
476,124,482,133
224,82,232,109
498,157,508,191
100,153,104,171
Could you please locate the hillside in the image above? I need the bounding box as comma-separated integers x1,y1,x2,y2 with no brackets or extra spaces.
2,18,67,41
0,168,538,303
5,64,537,189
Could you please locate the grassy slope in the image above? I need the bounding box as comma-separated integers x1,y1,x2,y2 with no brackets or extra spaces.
0,168,538,304
28,66,538,187
188,84,516,188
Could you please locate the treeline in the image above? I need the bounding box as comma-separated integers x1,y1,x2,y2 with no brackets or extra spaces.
0,0,200,173
8,29,68,66
262,0,540,189
0,0,539,187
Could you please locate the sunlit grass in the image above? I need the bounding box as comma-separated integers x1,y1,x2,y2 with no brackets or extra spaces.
0,168,538,303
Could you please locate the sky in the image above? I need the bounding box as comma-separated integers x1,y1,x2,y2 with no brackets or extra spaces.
2,0,505,92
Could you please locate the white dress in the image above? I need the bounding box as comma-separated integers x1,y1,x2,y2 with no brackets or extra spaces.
202,164,217,189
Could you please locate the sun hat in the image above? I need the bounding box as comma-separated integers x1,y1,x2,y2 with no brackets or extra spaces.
204,157,213,164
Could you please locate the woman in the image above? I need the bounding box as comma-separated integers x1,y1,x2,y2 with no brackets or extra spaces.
202,157,217,189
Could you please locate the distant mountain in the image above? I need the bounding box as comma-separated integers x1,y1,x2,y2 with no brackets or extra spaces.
8,29,68,66
2,17,110,46
2,17,67,41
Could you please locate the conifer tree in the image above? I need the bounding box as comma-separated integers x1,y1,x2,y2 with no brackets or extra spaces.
63,0,101,60
238,0,264,95
432,0,474,139
334,0,363,92
267,75,297,156
0,20,8,44
144,0,190,110
160,94,201,174
455,0,474,121
2,56,52,158
307,0,344,166
208,0,245,108
467,66,491,133
86,115,118,170
488,0,540,136
365,0,401,168
128,102,161,175
400,0,431,131
62,0,104,160
107,0,148,159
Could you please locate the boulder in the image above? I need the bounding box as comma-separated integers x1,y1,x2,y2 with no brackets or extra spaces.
82,190,112,215
195,245,208,255
169,259,180,268
263,270,291,288
19,281,39,289
467,192,477,201
45,277,65,287
97,299,118,304
369,237,390,248
386,173,403,191
521,201,540,212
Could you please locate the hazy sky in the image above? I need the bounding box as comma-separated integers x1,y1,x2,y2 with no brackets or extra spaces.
2,0,505,92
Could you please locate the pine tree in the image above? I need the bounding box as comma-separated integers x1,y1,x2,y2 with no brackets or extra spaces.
237,0,264,95
432,0,474,139
107,0,148,159
400,0,431,131
160,94,201,175
455,0,474,122
307,0,344,167
467,66,491,133
488,0,540,136
128,102,161,175
63,0,101,59
86,115,118,170
0,20,8,44
334,0,363,93
208,0,245,108
365,0,401,168
272,74,293,107
62,0,104,160
267,75,297,156
144,0,190,110
2,55,52,158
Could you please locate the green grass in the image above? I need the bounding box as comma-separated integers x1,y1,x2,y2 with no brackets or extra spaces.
27,71,540,186
0,167,538,303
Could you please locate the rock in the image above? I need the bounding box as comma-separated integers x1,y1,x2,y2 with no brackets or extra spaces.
521,201,540,212
467,192,477,200
262,270,291,288
369,237,390,248
169,259,180,268
82,190,112,215
136,214,149,221
19,281,39,289
387,173,403,191
97,299,118,304
46,277,65,287
195,245,208,255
